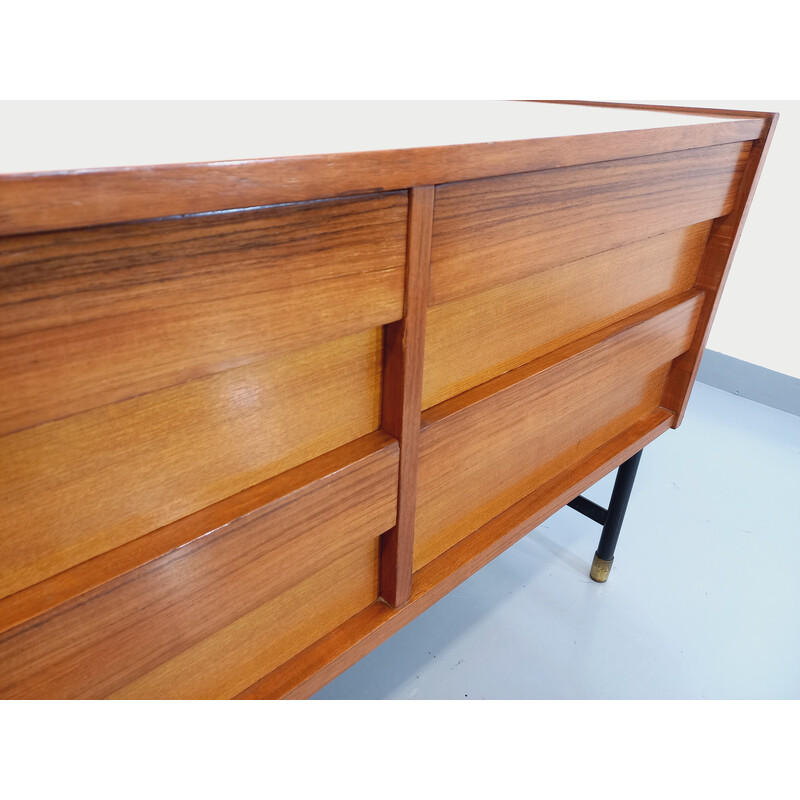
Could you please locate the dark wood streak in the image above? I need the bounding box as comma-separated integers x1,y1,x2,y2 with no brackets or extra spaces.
0,191,407,435
429,142,751,305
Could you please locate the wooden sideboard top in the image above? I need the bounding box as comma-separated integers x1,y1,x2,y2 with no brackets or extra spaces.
0,101,756,175
0,100,767,236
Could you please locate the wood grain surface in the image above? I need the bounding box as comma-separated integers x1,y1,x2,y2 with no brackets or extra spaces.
0,327,383,599
423,222,711,408
0,116,762,236
414,293,703,569
379,187,434,607
109,540,379,700
662,115,779,425
0,101,774,699
237,408,676,699
429,141,750,305
0,192,406,435
0,432,398,698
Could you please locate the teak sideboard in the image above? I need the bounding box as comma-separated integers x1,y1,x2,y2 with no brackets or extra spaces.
0,101,776,699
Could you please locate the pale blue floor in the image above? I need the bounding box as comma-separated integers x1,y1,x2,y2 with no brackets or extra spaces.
313,382,800,699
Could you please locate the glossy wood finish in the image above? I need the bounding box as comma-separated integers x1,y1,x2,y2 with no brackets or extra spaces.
423,222,711,408
429,142,749,305
663,117,779,425
109,541,380,700
0,327,383,599
0,193,406,435
0,101,773,699
242,101,774,696
0,114,762,237
0,102,761,176
0,433,397,698
415,294,702,569
238,408,676,700
379,187,435,607
532,101,777,430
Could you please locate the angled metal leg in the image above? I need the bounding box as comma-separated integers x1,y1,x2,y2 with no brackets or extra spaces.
568,449,643,583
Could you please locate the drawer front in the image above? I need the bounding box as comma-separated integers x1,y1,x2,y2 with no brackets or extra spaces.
429,142,749,306
0,326,384,599
0,435,398,699
414,295,703,570
423,221,711,409
109,541,380,700
0,191,407,435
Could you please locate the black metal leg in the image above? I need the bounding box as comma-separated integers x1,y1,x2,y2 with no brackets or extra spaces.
567,449,643,583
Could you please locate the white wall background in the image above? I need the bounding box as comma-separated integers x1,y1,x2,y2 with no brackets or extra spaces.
682,101,799,378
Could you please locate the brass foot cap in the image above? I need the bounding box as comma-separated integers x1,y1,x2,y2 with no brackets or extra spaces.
590,552,613,583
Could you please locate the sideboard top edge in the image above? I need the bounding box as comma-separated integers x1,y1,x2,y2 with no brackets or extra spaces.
0,106,764,236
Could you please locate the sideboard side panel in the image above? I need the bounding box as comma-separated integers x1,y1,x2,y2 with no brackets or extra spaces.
662,114,778,425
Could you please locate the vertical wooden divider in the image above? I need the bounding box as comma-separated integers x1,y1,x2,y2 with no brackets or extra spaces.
379,186,435,608
663,112,778,426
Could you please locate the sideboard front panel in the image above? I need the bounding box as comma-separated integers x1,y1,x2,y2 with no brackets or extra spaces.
0,326,384,599
0,435,398,699
0,189,407,604
423,221,712,409
429,141,750,306
0,192,407,435
109,540,380,700
414,294,703,570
